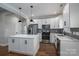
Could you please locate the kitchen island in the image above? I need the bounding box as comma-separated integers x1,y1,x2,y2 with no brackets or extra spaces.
8,34,40,56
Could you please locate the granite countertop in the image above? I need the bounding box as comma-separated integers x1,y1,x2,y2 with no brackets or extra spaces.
55,33,79,42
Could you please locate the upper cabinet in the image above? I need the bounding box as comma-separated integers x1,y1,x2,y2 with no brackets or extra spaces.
58,15,64,28
70,3,79,28
29,16,64,29
63,4,70,28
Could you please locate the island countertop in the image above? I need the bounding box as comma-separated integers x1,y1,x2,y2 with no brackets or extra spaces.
9,34,39,38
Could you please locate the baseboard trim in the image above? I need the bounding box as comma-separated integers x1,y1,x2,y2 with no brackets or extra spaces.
0,43,8,46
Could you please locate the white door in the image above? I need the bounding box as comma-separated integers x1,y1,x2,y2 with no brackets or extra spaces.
8,37,20,51
8,38,15,51
13,38,20,51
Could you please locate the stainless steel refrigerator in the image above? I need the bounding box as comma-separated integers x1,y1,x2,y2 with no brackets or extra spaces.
27,24,38,34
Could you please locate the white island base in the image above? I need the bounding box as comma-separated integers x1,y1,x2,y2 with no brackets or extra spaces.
8,34,40,56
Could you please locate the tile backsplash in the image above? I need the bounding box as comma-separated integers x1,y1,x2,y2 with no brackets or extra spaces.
70,28,79,36
38,28,63,33
65,28,79,39
73,32,79,36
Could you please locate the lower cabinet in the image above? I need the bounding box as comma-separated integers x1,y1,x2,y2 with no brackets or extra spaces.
8,37,39,56
55,38,79,56
20,38,34,54
60,40,79,56
50,33,55,43
8,38,20,52
38,33,42,42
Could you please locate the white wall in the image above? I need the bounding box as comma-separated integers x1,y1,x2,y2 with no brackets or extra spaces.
0,12,22,45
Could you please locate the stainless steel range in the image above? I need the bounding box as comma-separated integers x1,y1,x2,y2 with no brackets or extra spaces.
42,24,50,43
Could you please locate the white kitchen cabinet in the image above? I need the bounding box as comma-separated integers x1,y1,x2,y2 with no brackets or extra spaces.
8,34,40,56
20,38,34,52
63,4,70,32
54,35,57,49
50,33,55,43
8,38,13,51
8,37,20,52
55,34,79,56
59,16,64,28
38,33,42,42
63,14,70,28
60,40,79,56
70,3,79,28
63,4,70,28
63,4,79,28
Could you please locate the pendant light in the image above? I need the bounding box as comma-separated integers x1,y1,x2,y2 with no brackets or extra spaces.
18,7,22,22
30,5,33,22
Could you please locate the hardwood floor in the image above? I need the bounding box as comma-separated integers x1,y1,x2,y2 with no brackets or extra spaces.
0,43,57,56
36,43,57,56
0,46,8,56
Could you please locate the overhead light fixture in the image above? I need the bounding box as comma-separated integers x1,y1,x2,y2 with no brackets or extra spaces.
60,4,63,7
19,7,22,9
30,19,33,22
30,5,33,22
18,20,22,22
18,7,22,22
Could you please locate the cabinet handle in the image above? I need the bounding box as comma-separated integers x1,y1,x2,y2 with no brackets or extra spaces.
25,40,27,44
12,39,15,43
64,21,66,26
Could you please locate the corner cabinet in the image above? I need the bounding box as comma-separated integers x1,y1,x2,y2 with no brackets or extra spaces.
8,37,39,56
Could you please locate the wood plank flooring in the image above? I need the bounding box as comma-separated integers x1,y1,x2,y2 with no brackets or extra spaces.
36,43,57,56
0,46,8,56
0,43,57,56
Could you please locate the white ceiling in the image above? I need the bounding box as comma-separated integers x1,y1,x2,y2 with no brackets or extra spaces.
6,3,66,19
